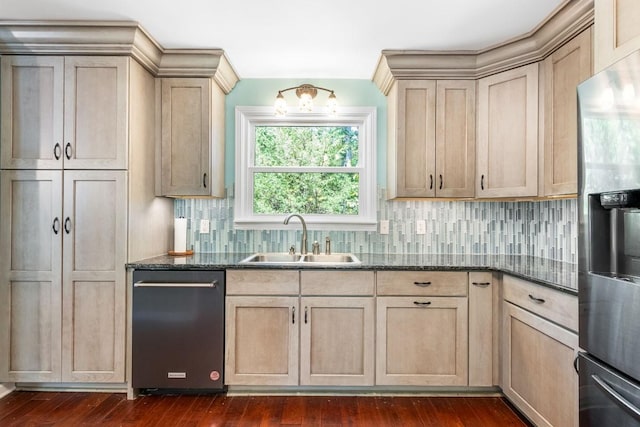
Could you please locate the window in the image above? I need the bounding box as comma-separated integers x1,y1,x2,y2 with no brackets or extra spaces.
235,106,377,230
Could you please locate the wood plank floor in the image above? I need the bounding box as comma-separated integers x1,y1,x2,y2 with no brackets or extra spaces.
0,391,531,426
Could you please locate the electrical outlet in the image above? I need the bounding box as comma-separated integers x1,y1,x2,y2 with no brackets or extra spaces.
379,220,389,235
200,219,210,233
416,220,426,235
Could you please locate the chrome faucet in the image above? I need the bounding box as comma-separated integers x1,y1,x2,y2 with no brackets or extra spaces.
284,214,308,255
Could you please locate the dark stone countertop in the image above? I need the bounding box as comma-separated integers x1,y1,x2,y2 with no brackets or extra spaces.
127,253,577,295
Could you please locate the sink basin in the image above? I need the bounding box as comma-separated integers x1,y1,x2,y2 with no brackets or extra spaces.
239,253,361,266
240,253,302,264
303,254,360,264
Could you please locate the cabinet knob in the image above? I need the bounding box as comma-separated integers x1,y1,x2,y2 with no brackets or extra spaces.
528,294,545,304
65,143,72,160
481,174,485,190
203,173,207,188
292,306,295,324
64,217,71,234
439,174,443,190
304,306,308,324
429,174,433,190
472,282,491,287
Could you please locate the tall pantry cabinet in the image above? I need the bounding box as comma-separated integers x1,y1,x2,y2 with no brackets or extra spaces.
0,55,173,383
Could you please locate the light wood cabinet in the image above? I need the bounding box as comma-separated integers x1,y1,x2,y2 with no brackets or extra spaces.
540,28,593,196
502,275,579,426
502,302,578,427
158,78,225,197
0,170,127,382
376,271,468,386
0,59,173,384
477,63,539,198
468,272,495,387
225,269,375,387
1,56,128,170
225,296,299,386
387,80,475,199
376,296,468,386
595,0,640,72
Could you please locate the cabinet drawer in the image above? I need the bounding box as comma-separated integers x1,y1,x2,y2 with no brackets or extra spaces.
226,269,299,295
502,275,577,332
301,271,374,296
376,271,467,296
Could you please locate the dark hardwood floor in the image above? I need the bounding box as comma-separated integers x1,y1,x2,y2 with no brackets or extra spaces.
0,391,531,426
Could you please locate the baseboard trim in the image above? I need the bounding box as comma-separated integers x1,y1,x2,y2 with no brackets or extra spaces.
0,383,16,399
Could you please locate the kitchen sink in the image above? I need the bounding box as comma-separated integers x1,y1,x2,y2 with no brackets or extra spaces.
239,253,361,266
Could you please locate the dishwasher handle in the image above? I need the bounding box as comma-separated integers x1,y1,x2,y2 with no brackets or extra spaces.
134,281,217,288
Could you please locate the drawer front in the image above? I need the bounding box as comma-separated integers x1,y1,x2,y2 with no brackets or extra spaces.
376,271,468,296
226,269,299,295
301,270,375,296
502,274,577,331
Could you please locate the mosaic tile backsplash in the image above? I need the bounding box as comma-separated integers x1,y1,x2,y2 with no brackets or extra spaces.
174,188,577,264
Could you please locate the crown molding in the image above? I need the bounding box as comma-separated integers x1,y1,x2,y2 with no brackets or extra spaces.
0,20,239,93
373,0,594,95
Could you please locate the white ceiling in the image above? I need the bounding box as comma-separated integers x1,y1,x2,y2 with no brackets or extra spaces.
1,0,564,79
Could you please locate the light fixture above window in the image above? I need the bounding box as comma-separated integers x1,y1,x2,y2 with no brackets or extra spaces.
274,84,338,117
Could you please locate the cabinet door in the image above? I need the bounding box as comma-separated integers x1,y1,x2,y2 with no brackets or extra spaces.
477,63,538,198
502,302,578,427
388,80,436,198
300,297,374,386
435,80,476,198
61,170,127,382
0,56,64,170
376,296,468,386
468,272,495,387
160,78,216,197
225,296,299,386
541,28,592,196
63,57,128,170
0,170,62,382
595,0,640,72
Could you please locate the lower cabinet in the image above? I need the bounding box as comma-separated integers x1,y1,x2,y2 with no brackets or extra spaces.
375,271,469,386
225,269,375,387
502,292,578,426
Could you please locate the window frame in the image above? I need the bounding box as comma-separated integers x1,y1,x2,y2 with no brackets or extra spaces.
234,106,377,230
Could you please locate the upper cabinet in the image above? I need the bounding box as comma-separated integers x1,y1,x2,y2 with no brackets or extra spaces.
540,28,593,197
157,78,225,198
387,80,475,199
476,64,539,198
595,0,640,72
1,56,128,170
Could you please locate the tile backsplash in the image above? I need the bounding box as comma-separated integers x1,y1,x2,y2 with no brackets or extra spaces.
175,188,577,263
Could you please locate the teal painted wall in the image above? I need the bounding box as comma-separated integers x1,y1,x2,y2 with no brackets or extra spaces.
224,79,387,186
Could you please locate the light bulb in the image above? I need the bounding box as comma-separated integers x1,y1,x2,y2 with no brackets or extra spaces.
274,92,287,117
299,92,314,112
326,92,338,115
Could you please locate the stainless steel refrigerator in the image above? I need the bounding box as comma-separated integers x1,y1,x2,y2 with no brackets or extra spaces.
578,49,640,425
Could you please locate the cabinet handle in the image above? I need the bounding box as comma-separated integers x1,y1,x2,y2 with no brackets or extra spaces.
292,306,295,324
65,143,72,160
54,143,62,160
472,282,491,287
64,217,71,234
203,173,207,188
429,174,433,190
304,306,308,324
481,174,485,190
528,294,545,304
439,174,443,190
52,217,60,234
413,301,431,306
413,281,431,287
573,355,579,375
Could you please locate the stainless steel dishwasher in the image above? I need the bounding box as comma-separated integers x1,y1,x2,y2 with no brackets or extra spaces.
132,269,225,391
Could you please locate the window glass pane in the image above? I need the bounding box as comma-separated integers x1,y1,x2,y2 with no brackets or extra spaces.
253,172,359,215
255,126,359,167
